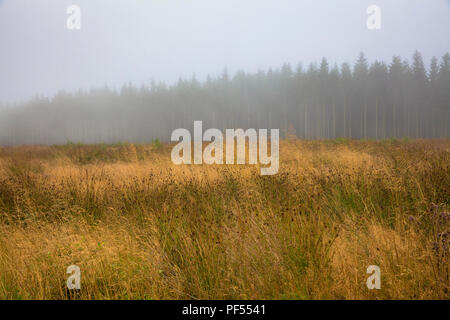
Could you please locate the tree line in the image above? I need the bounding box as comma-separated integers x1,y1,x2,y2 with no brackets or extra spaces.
0,51,449,145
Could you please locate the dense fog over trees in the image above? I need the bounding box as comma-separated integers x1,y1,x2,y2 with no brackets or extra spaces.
0,51,449,145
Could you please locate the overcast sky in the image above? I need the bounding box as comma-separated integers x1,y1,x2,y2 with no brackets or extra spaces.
0,0,449,104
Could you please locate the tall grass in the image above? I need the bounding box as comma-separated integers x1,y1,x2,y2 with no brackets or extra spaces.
0,139,448,299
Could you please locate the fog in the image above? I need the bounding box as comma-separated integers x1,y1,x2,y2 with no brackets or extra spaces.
0,1,449,144
1,0,449,103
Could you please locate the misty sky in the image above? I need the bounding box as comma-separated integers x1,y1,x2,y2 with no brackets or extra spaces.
0,0,449,104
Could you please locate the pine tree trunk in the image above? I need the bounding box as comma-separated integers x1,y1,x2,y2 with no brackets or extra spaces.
364,103,367,138
304,104,308,139
332,103,336,138
343,100,347,137
375,99,378,139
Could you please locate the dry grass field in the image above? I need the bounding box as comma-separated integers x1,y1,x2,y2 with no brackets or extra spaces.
0,139,448,300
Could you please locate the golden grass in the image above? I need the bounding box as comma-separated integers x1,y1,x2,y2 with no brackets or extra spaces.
0,139,448,299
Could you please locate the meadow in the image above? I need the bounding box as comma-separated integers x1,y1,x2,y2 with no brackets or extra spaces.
0,139,448,299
